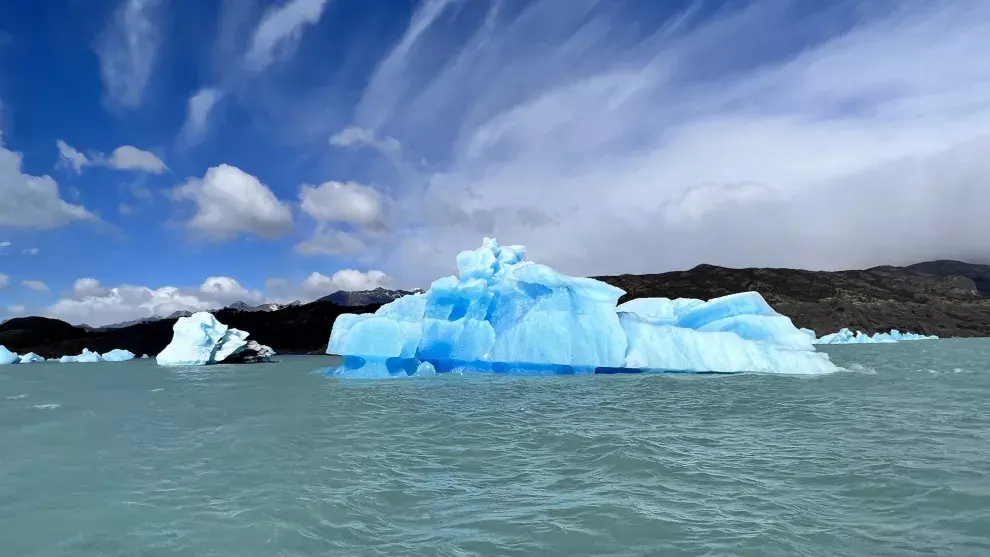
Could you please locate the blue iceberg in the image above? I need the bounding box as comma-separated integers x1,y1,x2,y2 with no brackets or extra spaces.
156,312,275,366
814,327,939,345
18,352,46,363
325,238,837,378
101,349,136,362
0,345,20,365
59,348,104,363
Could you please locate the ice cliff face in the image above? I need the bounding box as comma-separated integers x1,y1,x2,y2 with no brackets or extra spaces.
156,312,274,366
325,238,838,378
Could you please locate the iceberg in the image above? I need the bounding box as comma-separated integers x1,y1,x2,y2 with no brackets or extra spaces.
101,349,136,362
59,348,104,363
0,345,20,365
325,238,837,378
814,327,939,345
18,352,46,363
156,312,275,366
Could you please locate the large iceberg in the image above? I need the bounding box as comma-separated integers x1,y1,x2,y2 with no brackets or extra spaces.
814,327,939,345
0,345,19,365
325,238,838,378
156,312,275,366
18,352,46,363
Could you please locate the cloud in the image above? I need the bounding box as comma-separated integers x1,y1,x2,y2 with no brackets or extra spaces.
0,273,9,289
329,126,400,154
299,181,383,225
96,0,166,108
1,139,96,229
294,226,367,256
54,141,166,174
299,269,394,299
171,164,293,240
46,270,393,326
180,87,225,144
21,280,48,292
0,241,9,249
244,0,331,72
22,248,39,255
315,0,990,284
7,305,24,315
56,140,91,174
105,146,168,173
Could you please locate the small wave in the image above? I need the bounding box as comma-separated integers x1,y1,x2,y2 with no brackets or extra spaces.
31,403,60,410
6,394,27,400
837,363,877,374
150,388,164,392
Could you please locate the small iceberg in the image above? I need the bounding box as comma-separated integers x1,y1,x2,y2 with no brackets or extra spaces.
59,348,103,363
0,345,20,365
814,328,939,345
18,352,46,363
325,237,837,378
156,312,275,366
101,349,136,362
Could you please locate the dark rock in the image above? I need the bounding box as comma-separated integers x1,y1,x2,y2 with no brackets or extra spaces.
320,287,422,307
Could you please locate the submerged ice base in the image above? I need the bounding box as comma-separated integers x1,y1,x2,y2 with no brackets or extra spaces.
325,238,838,378
814,328,939,345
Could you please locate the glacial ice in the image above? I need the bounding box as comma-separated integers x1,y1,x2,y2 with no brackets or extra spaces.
18,352,46,363
59,348,103,363
101,349,136,362
156,312,274,366
814,327,939,345
0,345,19,365
325,237,838,378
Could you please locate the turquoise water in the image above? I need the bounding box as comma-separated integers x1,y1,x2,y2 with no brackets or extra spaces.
2,340,989,556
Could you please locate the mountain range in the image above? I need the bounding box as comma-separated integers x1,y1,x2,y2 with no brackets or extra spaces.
2,261,989,359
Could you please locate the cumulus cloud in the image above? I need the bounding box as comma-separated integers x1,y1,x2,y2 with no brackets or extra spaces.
96,0,166,108
1,138,96,229
0,273,9,289
46,270,394,326
54,140,166,174
21,280,48,292
299,181,383,225
308,0,990,284
245,0,331,72
105,146,168,173
171,164,293,240
295,226,367,256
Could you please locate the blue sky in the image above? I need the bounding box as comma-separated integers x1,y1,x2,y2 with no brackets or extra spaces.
1,0,989,326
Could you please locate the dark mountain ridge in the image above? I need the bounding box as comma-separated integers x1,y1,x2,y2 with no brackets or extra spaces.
3,260,989,359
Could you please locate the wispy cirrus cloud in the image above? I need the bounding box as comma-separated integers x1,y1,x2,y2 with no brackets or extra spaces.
310,0,990,284
96,0,168,109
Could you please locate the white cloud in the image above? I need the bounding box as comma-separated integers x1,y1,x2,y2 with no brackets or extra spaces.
180,87,225,144
56,140,92,174
171,164,293,240
329,126,400,154
105,146,168,173
45,271,393,326
7,305,24,315
119,203,135,215
22,248,39,255
299,181,383,225
245,0,331,72
21,280,48,292
299,269,394,299
1,139,96,229
96,0,166,108
54,141,166,174
0,241,9,249
325,0,990,284
294,226,367,256
0,273,9,289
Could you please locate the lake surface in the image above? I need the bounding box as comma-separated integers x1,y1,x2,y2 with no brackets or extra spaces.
2,341,989,556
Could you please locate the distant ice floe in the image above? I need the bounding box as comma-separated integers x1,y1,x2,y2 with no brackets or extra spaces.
811,327,938,345
156,312,274,366
324,237,838,378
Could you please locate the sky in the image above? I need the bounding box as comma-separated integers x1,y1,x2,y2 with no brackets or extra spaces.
1,0,989,327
